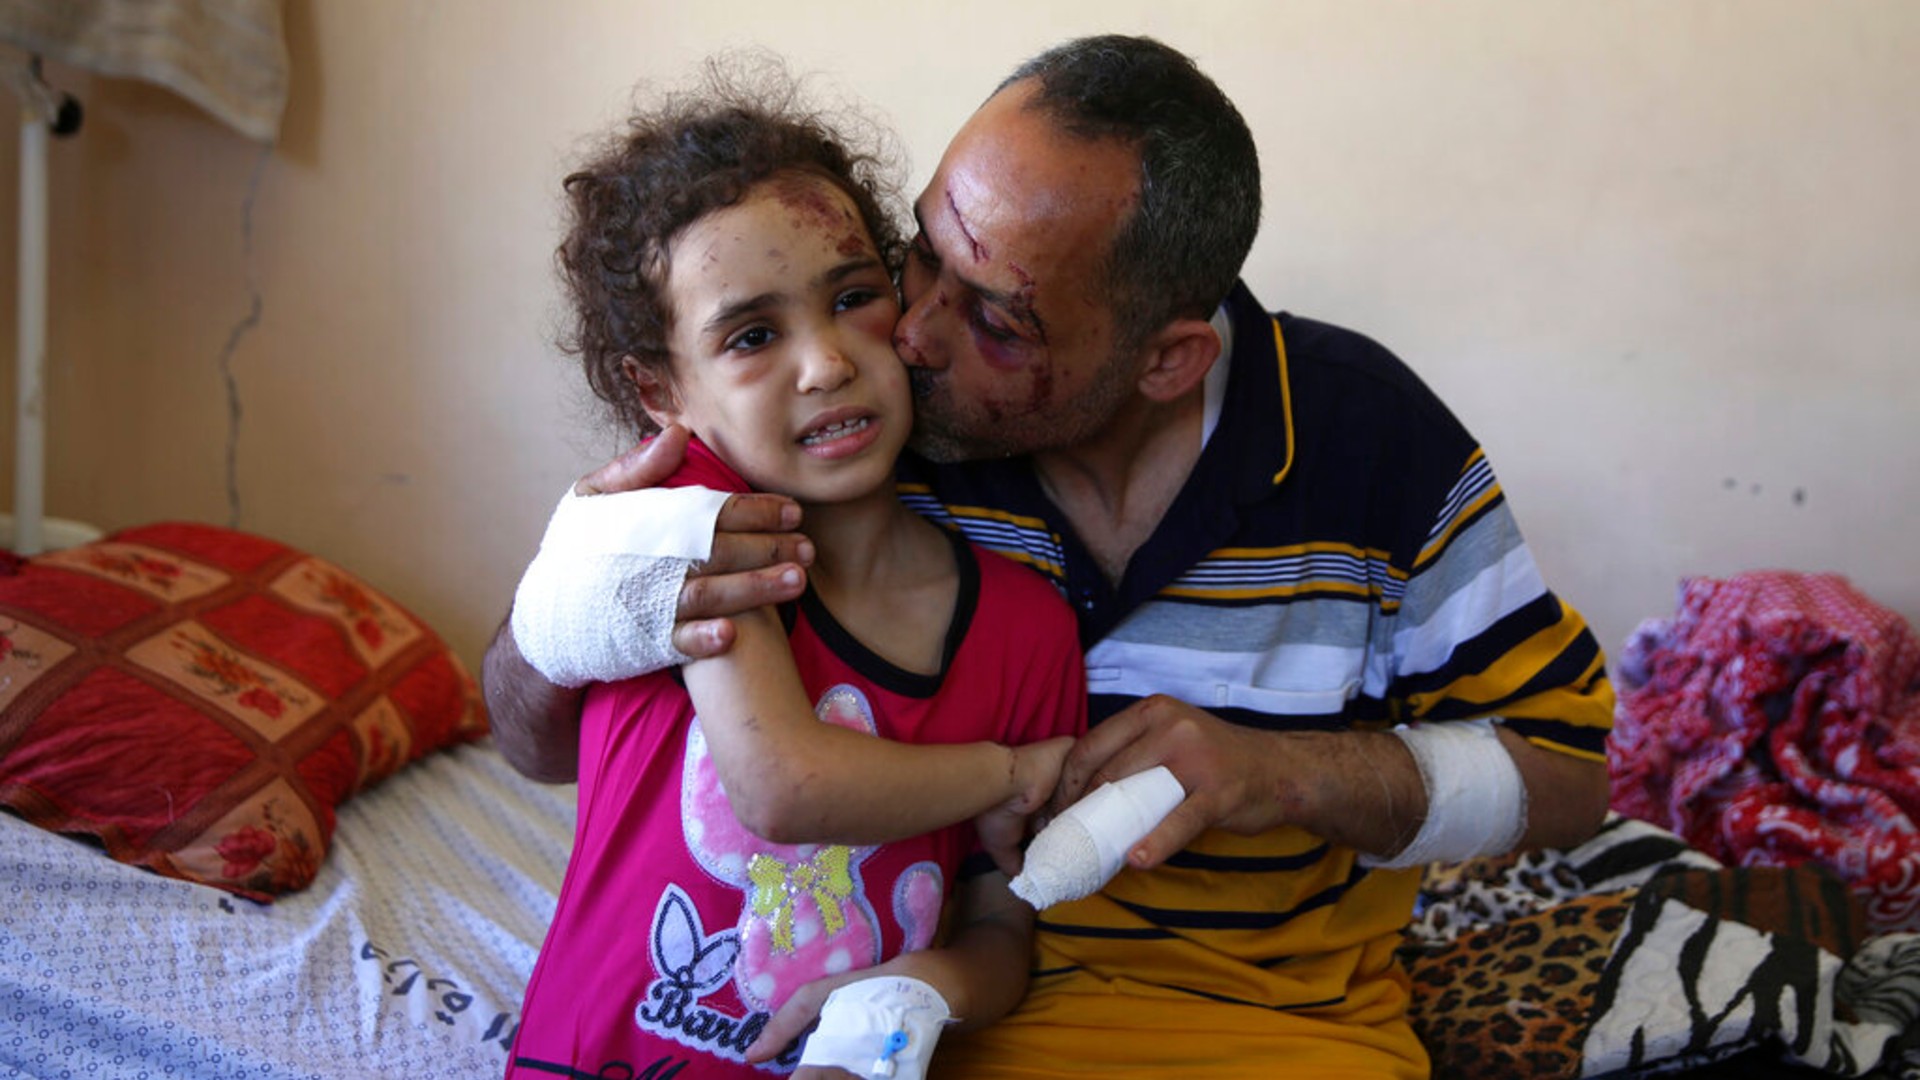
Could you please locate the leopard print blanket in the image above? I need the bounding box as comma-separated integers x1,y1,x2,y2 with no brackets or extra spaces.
1401,815,1920,1079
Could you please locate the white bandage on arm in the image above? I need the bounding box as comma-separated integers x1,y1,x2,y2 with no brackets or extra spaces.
508,483,732,687
1008,765,1186,910
1359,718,1529,869
797,975,952,1080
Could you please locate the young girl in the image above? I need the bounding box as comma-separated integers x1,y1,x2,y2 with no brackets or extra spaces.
506,64,1087,1079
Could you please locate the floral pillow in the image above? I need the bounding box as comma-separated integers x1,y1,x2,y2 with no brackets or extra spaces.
0,522,488,899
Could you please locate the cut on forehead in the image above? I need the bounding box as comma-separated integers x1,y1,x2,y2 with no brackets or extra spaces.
762,169,871,252
922,91,1141,284
673,171,878,266
676,176,881,277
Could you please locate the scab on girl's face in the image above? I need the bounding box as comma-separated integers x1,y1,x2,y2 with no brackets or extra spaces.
650,173,910,507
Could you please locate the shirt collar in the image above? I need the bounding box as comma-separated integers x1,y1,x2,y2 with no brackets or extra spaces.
1201,304,1233,446
1204,280,1296,504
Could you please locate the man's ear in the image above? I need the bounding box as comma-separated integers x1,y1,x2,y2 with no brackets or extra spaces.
1134,317,1222,404
622,356,681,430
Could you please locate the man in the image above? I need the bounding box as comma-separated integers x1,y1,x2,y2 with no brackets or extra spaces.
486,35,1613,1078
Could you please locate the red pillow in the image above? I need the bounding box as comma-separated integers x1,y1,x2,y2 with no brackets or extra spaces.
0,522,488,899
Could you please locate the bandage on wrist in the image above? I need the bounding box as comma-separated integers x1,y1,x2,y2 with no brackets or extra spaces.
509,483,732,687
1009,765,1185,909
797,975,951,1080
1360,718,1528,869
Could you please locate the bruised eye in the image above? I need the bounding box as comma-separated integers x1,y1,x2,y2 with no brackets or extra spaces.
725,325,775,352
970,304,1017,343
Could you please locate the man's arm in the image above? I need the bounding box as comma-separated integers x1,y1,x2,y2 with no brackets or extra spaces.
1046,410,1616,870
1050,695,1609,870
480,427,813,783
482,616,586,783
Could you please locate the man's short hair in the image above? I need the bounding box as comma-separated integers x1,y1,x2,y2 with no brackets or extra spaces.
1001,35,1261,355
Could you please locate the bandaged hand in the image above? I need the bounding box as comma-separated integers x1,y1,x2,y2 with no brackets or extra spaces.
796,976,952,1080
1009,765,1185,909
509,483,732,687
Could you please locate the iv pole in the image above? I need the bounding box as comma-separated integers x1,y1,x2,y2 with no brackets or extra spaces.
2,54,97,556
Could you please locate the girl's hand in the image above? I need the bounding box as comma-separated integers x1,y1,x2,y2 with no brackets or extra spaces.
1012,736,1076,811
978,736,1075,875
747,964,951,1076
743,969,861,1066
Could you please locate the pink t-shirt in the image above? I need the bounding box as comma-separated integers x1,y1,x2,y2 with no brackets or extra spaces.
509,441,1087,1078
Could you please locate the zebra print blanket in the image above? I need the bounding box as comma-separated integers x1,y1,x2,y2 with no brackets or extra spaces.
1406,815,1920,1079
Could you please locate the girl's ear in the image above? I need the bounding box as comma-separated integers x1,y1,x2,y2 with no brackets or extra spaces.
623,356,681,430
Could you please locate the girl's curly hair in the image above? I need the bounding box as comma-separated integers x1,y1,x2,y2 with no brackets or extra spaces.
557,55,906,437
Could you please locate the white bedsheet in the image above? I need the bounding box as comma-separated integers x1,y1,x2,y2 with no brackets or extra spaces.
0,741,577,1080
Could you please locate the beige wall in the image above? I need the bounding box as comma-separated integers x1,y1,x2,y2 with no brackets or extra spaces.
2,0,1916,670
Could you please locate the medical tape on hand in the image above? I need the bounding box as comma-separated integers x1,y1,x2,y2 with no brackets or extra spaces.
1359,718,1528,869
536,482,729,559
797,975,951,1080
509,483,731,687
1008,765,1185,910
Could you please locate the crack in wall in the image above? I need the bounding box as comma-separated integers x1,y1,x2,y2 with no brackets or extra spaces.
220,144,272,528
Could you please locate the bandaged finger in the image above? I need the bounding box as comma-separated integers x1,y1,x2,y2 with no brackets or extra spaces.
1009,765,1185,909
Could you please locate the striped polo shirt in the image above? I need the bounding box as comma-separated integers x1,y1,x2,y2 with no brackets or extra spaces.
901,281,1613,1073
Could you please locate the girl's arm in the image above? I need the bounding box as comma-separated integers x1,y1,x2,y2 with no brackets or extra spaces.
683,604,1069,846
741,869,1036,1069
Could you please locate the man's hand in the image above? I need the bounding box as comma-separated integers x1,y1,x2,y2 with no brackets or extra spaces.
576,425,815,659
486,425,816,782
976,736,1075,876
1054,697,1577,869
1051,695,1298,871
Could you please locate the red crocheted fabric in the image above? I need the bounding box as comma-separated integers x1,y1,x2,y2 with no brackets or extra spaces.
1610,571,1920,930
